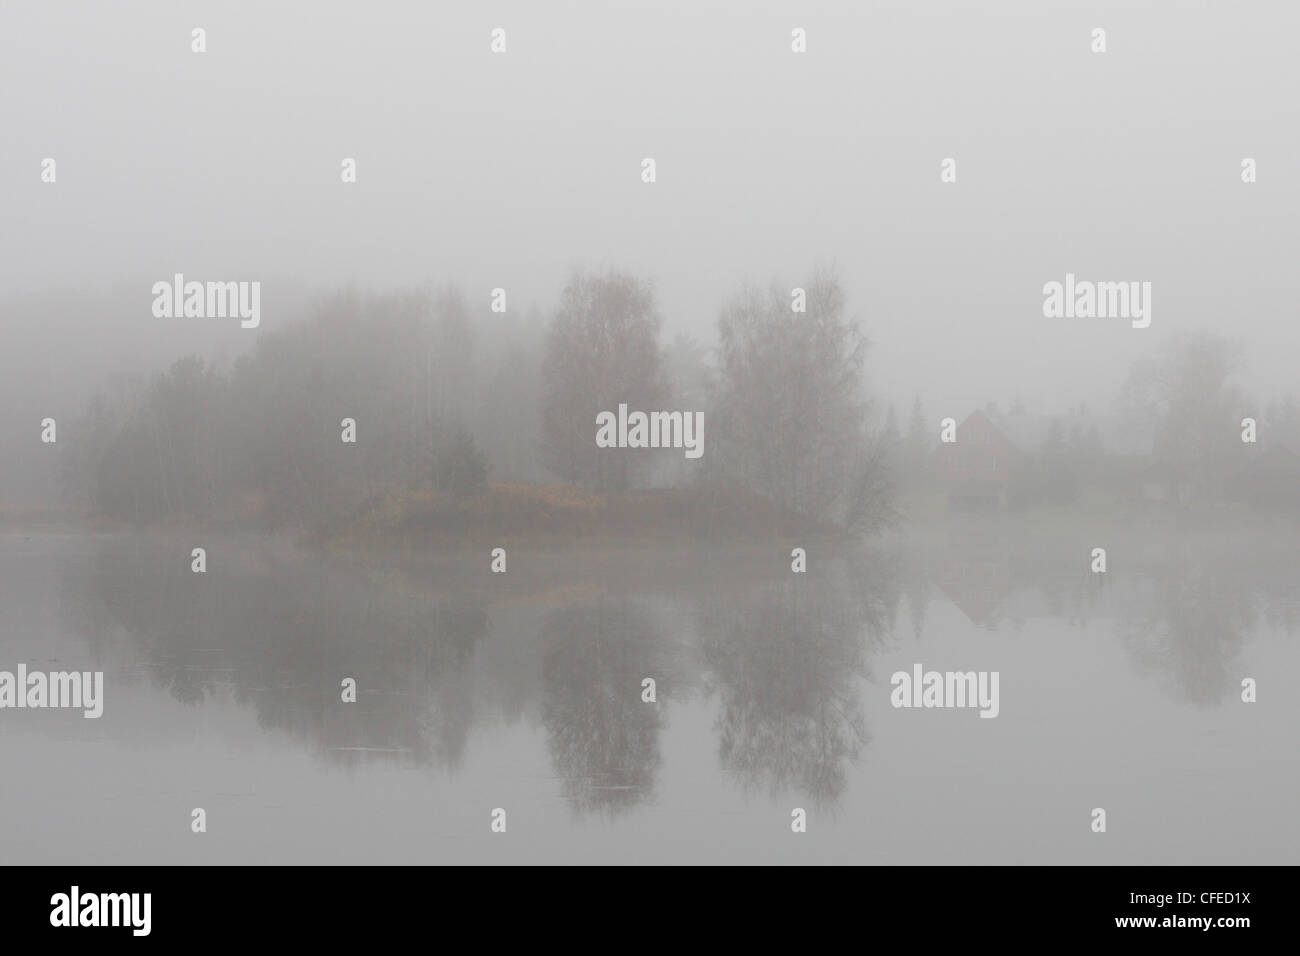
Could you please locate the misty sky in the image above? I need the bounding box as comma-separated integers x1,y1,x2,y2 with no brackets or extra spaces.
3,0,1298,425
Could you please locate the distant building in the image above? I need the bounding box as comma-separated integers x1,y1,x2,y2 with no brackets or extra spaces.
932,406,1157,507
931,409,1025,508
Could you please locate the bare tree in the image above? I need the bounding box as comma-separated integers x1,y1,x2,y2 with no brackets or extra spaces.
711,270,892,530
540,269,667,491
1122,331,1246,503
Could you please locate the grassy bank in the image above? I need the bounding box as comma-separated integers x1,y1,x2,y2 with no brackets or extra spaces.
321,482,847,551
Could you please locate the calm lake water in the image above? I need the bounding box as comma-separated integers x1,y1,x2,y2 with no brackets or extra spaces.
2,529,1297,864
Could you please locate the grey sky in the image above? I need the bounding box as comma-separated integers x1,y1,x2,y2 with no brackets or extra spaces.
2,0,1297,421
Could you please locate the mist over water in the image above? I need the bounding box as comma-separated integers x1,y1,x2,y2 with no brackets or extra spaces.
1,529,1294,864
2,1,1299,867
5,2,1300,511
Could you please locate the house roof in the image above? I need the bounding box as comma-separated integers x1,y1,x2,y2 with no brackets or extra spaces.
928,407,1158,460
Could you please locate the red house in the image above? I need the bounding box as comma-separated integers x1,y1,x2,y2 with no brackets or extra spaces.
931,409,1026,508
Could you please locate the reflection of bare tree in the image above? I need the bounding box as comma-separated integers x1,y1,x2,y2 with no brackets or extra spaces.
414,601,488,769
1122,558,1256,707
1254,548,1300,636
60,540,490,769
903,555,929,641
539,600,666,817
696,555,897,808
916,533,1293,706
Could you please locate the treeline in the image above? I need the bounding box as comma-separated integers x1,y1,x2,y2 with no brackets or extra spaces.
61,269,896,535
887,330,1300,511
1119,333,1300,508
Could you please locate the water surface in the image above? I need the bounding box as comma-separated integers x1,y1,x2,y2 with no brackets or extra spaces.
1,530,1296,864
